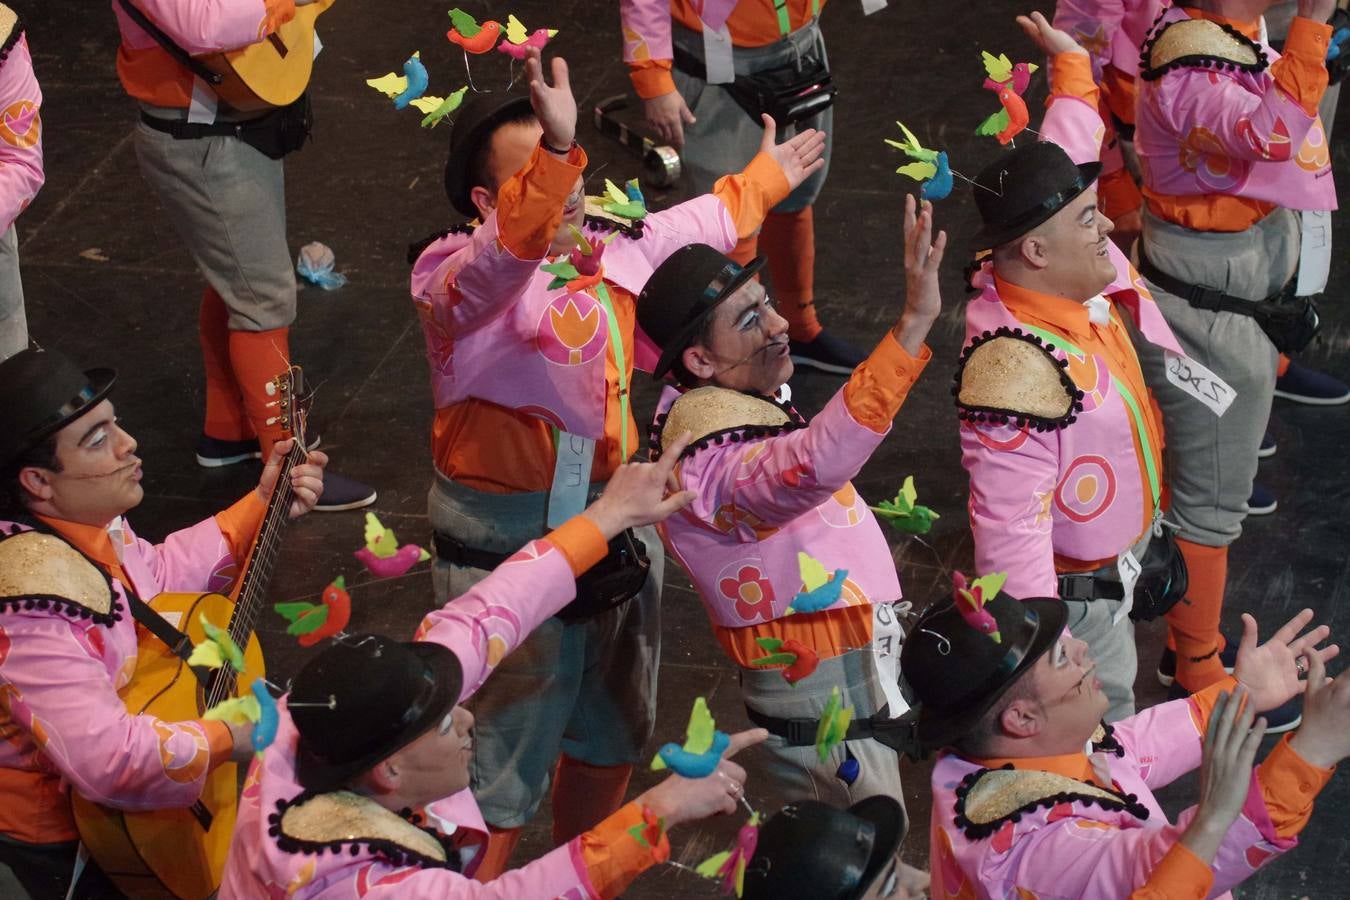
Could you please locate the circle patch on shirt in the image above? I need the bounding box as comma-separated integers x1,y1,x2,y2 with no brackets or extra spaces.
537,292,607,367
0,100,39,149
1055,455,1117,523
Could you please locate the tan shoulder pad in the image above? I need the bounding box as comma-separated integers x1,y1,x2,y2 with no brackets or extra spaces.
276,791,447,865
955,329,1083,431
654,386,803,458
0,530,116,619
1141,17,1267,81
0,6,19,55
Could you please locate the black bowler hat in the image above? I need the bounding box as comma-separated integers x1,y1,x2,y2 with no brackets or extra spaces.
900,589,1067,753
743,796,907,900
0,349,116,469
971,141,1102,250
637,243,766,379
443,91,535,218
291,635,463,792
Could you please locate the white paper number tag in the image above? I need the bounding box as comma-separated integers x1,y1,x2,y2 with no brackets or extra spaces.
1164,351,1237,418
1114,548,1141,625
312,30,324,61
547,432,595,528
1296,209,1331,297
872,603,909,718
702,24,736,84
188,75,218,125
861,0,888,13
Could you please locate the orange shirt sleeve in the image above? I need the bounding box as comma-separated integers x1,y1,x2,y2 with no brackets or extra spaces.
1131,842,1213,900
496,143,589,261
549,515,611,577
198,720,236,770
1272,16,1332,116
262,0,299,36
1256,734,1336,839
630,60,678,100
578,801,670,900
711,151,792,240
842,334,931,433
1050,50,1101,109
214,491,268,569
1184,675,1240,734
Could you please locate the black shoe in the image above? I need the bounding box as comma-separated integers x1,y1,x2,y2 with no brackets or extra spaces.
788,331,867,375
313,471,378,512
1157,641,1238,687
1247,483,1277,516
1257,431,1277,459
1166,681,1302,733
1274,360,1350,405
196,432,322,468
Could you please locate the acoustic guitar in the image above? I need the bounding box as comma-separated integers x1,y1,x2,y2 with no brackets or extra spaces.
71,368,310,899
199,0,335,112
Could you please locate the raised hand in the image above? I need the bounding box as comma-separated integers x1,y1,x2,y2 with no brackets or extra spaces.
893,194,946,356
256,440,328,519
636,728,768,828
1289,650,1350,769
1016,11,1087,57
1233,609,1340,712
642,91,696,149
1179,687,1266,863
583,431,698,538
758,114,827,192
523,47,576,150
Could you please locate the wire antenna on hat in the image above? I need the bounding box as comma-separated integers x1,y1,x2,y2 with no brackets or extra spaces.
919,628,952,656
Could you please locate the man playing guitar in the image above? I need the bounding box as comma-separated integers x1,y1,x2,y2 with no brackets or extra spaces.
0,348,327,898
111,0,374,509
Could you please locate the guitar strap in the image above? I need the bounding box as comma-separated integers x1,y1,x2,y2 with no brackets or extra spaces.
123,589,211,687
114,0,224,87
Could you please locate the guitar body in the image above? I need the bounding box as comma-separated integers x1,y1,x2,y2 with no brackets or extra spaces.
198,0,335,112
71,592,265,900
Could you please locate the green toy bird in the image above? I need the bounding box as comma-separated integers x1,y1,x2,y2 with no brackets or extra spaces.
599,178,647,220
869,475,941,536
414,86,468,128
814,685,855,762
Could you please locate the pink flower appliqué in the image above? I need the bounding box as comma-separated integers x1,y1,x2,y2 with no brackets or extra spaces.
719,565,775,622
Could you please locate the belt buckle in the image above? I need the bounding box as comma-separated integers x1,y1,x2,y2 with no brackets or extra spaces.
1186,284,1226,310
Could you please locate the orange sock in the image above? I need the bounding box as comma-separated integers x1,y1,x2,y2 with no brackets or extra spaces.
1165,539,1229,692
200,288,253,442
227,327,291,459
550,756,633,845
1277,354,1291,377
759,207,822,343
473,825,523,882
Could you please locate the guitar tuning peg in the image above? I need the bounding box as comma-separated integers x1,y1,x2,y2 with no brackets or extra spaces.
265,381,278,397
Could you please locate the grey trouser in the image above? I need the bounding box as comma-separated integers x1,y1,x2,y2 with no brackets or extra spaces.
1135,208,1299,547
741,646,905,809
132,112,296,332
671,21,832,212
1065,597,1137,722
428,473,661,828
0,225,26,360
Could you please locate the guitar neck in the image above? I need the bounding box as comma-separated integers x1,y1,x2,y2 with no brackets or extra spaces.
226,440,305,650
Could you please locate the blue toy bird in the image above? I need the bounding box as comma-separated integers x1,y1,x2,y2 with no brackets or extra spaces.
393,52,429,110
884,120,953,201
1327,27,1350,61
785,552,848,615
651,697,731,778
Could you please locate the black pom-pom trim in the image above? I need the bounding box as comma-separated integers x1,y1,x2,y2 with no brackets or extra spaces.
953,327,1085,432
1091,722,1126,758
269,791,460,873
648,390,808,462
407,223,478,265
1139,18,1269,82
582,213,645,240
0,16,23,68
951,764,1150,841
0,522,125,627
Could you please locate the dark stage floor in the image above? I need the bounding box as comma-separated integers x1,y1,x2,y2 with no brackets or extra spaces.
13,1,1350,897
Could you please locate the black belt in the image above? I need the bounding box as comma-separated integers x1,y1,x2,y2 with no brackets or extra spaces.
745,704,893,747
1057,570,1125,603
1136,249,1294,316
432,531,512,572
139,111,266,141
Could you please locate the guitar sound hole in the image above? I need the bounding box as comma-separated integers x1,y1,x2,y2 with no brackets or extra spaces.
268,33,289,58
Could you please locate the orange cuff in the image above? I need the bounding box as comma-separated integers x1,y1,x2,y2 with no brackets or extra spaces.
1184,675,1239,734
214,491,269,571
1133,842,1213,899
1275,17,1332,115
549,515,610,577
1050,51,1100,110
200,720,235,771
628,61,678,100
843,333,932,433
496,143,589,261
578,801,670,900
712,151,792,240
1257,734,1336,839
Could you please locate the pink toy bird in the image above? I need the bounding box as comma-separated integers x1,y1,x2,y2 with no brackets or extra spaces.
498,30,552,59
354,512,430,579
952,571,1007,643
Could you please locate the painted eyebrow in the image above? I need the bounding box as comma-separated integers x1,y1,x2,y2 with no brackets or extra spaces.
77,419,115,447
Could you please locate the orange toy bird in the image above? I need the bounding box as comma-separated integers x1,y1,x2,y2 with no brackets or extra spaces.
976,51,1038,145
447,8,502,54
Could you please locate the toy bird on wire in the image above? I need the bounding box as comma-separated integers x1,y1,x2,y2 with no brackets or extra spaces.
651,697,731,778
274,576,352,647
884,121,954,201
498,13,557,59
786,552,847,615
976,51,1038,145
447,8,503,54
952,571,1008,643
354,512,430,579
869,474,941,535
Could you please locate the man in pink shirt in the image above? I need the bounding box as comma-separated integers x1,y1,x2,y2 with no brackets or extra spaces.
0,6,44,360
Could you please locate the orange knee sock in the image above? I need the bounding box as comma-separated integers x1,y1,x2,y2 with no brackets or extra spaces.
760,207,822,343
550,756,633,845
227,327,291,459
473,825,523,883
1277,354,1291,377
1165,539,1229,692
200,288,253,442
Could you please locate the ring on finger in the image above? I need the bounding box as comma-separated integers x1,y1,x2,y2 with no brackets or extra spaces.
1296,658,1307,677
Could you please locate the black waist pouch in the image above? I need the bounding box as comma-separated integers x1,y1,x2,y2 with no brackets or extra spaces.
1128,529,1189,622
241,92,313,160
1253,293,1321,355
673,45,836,128
557,529,651,622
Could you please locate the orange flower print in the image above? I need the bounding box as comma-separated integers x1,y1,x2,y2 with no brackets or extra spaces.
1178,126,1244,192
719,565,775,622
1295,120,1330,172
153,721,211,785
